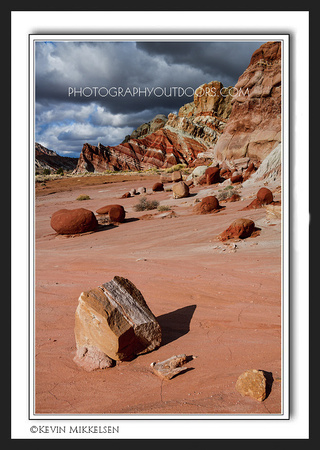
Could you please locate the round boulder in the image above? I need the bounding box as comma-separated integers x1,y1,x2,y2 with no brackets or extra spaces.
194,196,220,214
219,218,255,241
152,182,164,192
96,204,125,223
51,208,98,235
109,205,126,223
257,187,273,204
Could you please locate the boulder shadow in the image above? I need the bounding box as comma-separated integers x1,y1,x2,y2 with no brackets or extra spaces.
259,370,274,399
157,304,197,346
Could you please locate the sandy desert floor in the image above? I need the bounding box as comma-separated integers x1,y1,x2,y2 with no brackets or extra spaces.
34,173,282,415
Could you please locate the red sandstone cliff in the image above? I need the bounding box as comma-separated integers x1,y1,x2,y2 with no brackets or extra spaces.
213,41,281,162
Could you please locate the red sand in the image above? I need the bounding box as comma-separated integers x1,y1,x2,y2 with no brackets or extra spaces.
35,175,282,415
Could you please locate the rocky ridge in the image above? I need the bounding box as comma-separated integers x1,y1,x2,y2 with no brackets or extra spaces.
71,41,281,174
35,142,78,173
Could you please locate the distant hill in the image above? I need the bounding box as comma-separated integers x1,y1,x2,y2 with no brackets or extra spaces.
35,142,78,173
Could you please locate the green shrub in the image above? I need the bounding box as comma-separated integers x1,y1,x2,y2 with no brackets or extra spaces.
165,164,187,174
157,205,171,212
56,167,64,175
43,168,51,175
76,194,91,201
133,196,159,211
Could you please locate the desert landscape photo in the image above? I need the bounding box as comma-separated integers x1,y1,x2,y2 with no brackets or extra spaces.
33,39,285,416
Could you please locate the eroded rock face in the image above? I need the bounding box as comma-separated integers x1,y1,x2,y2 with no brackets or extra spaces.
50,208,98,235
214,41,281,163
74,276,162,364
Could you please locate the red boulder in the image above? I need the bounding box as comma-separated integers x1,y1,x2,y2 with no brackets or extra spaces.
109,205,126,223
219,218,255,241
231,173,243,184
194,196,220,214
257,187,273,204
152,182,164,192
205,167,220,185
96,204,125,223
51,208,98,235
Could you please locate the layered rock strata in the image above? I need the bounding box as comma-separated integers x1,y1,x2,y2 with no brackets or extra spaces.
214,41,281,162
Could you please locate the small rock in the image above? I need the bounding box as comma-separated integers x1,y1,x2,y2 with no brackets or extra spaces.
137,187,146,195
151,354,195,380
235,369,267,402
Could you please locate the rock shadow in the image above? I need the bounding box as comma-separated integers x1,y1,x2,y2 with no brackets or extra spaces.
157,304,197,346
260,370,274,399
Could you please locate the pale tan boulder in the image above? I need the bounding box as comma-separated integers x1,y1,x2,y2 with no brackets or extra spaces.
172,181,189,199
74,276,162,366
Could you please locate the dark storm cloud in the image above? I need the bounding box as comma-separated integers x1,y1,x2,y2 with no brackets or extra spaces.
136,41,263,85
35,40,264,156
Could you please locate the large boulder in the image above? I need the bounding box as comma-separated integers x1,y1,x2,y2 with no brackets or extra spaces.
51,208,98,235
74,276,162,366
172,181,189,199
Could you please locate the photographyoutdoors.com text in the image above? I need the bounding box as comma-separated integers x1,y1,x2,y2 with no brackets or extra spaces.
67,85,249,98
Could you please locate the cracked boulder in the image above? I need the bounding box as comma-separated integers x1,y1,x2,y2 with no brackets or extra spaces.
74,276,162,368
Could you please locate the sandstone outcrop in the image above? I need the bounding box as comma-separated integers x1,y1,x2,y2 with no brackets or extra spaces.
74,42,281,174
74,80,233,174
214,41,281,163
50,208,98,235
123,114,168,141
74,276,162,365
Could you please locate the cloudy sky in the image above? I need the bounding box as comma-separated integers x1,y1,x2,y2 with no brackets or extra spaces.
35,40,265,157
